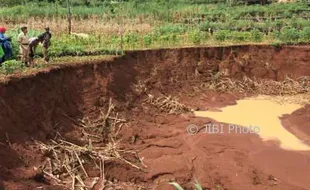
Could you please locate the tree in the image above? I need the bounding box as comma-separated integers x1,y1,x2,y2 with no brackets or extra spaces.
67,0,72,34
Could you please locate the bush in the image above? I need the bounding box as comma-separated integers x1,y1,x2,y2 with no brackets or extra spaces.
214,30,229,41
1,60,25,75
172,33,178,41
300,27,310,42
123,33,140,44
159,35,170,42
233,20,253,31
143,35,152,46
189,30,205,45
229,32,251,42
251,29,263,42
199,22,212,32
280,27,300,43
273,20,284,31
271,31,281,39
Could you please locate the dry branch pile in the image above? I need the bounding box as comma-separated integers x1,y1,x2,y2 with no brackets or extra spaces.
202,73,310,96
36,99,146,190
145,94,192,114
202,75,255,94
255,76,310,95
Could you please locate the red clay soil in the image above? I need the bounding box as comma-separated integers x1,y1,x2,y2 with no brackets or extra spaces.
0,45,310,190
282,104,310,146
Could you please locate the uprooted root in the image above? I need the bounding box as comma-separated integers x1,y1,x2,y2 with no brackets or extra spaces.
36,98,147,190
202,74,310,95
145,94,192,114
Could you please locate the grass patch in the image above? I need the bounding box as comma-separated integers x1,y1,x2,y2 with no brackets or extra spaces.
1,1,310,74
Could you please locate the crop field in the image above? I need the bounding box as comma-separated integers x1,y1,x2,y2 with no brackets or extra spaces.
1,1,310,190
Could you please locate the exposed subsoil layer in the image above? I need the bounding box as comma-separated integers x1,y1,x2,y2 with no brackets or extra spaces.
1,45,310,190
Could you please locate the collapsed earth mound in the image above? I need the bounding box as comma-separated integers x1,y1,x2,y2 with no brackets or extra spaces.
1,45,310,190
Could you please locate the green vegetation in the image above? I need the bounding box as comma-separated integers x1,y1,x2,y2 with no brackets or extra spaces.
0,60,26,75
1,0,310,73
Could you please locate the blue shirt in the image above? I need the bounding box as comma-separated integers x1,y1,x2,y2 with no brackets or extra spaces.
0,32,12,58
0,32,9,42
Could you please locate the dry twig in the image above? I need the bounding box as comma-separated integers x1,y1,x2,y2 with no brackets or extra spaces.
145,94,191,114
201,72,310,96
36,99,146,190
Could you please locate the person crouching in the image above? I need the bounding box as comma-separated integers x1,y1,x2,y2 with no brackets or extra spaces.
28,36,40,66
28,28,52,65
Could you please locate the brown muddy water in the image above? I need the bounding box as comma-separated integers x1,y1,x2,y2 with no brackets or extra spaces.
195,95,310,151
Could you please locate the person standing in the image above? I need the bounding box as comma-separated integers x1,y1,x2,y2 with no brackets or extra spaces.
39,27,52,63
17,26,29,64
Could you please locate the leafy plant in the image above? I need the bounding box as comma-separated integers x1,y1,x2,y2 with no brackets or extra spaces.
199,22,212,32
251,29,263,42
300,27,310,41
229,31,251,42
189,30,205,45
215,30,230,41
155,24,186,36
280,27,300,43
143,35,152,46
1,60,25,75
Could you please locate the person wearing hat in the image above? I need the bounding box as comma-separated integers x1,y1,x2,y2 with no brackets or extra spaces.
17,26,29,64
0,26,12,64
